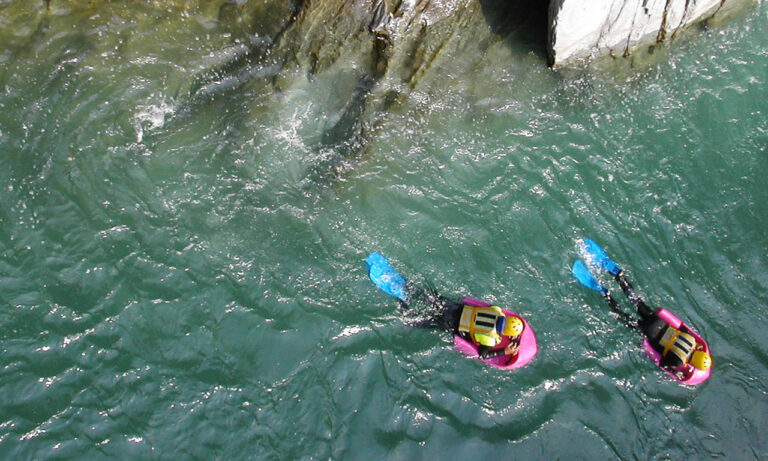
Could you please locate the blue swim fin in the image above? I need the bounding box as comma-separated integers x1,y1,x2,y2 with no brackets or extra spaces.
572,260,608,295
578,238,622,276
366,252,408,301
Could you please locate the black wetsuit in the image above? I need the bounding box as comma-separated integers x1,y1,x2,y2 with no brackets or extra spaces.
611,273,689,369
400,284,514,359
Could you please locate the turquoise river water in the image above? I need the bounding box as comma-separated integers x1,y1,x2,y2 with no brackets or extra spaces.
1,3,767,460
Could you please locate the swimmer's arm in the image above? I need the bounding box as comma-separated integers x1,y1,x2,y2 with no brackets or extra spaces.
478,342,520,359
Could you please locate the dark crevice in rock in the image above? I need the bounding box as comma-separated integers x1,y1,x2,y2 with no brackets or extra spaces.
479,0,549,61
268,0,308,43
619,0,641,57
670,0,692,40
657,0,672,42
400,23,430,88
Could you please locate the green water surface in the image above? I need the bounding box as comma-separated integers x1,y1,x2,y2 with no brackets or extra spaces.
1,3,767,459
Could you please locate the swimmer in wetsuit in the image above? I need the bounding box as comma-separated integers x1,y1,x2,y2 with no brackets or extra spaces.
572,239,712,378
399,284,522,359
365,252,522,359
610,272,711,373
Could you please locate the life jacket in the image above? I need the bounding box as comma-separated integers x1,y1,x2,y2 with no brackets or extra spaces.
659,327,696,366
458,305,504,347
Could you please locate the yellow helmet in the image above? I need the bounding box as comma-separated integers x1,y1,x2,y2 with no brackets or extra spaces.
503,316,524,337
689,350,712,370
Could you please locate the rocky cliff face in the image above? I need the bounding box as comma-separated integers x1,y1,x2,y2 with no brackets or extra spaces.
548,0,755,66
2,0,754,72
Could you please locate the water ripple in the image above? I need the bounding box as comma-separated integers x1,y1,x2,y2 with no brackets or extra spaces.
1,2,767,459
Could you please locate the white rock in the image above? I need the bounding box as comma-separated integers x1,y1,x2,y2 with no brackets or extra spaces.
548,0,755,66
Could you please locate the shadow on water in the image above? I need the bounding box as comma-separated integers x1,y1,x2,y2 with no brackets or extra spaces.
299,76,374,188
478,0,550,62
302,33,391,189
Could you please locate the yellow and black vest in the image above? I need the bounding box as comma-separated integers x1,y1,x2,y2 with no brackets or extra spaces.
659,327,696,365
458,305,504,347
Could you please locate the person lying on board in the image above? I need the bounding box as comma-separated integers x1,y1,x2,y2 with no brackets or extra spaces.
366,252,522,359
573,239,712,381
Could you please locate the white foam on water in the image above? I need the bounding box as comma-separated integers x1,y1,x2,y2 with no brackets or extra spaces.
272,104,313,152
134,96,175,142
